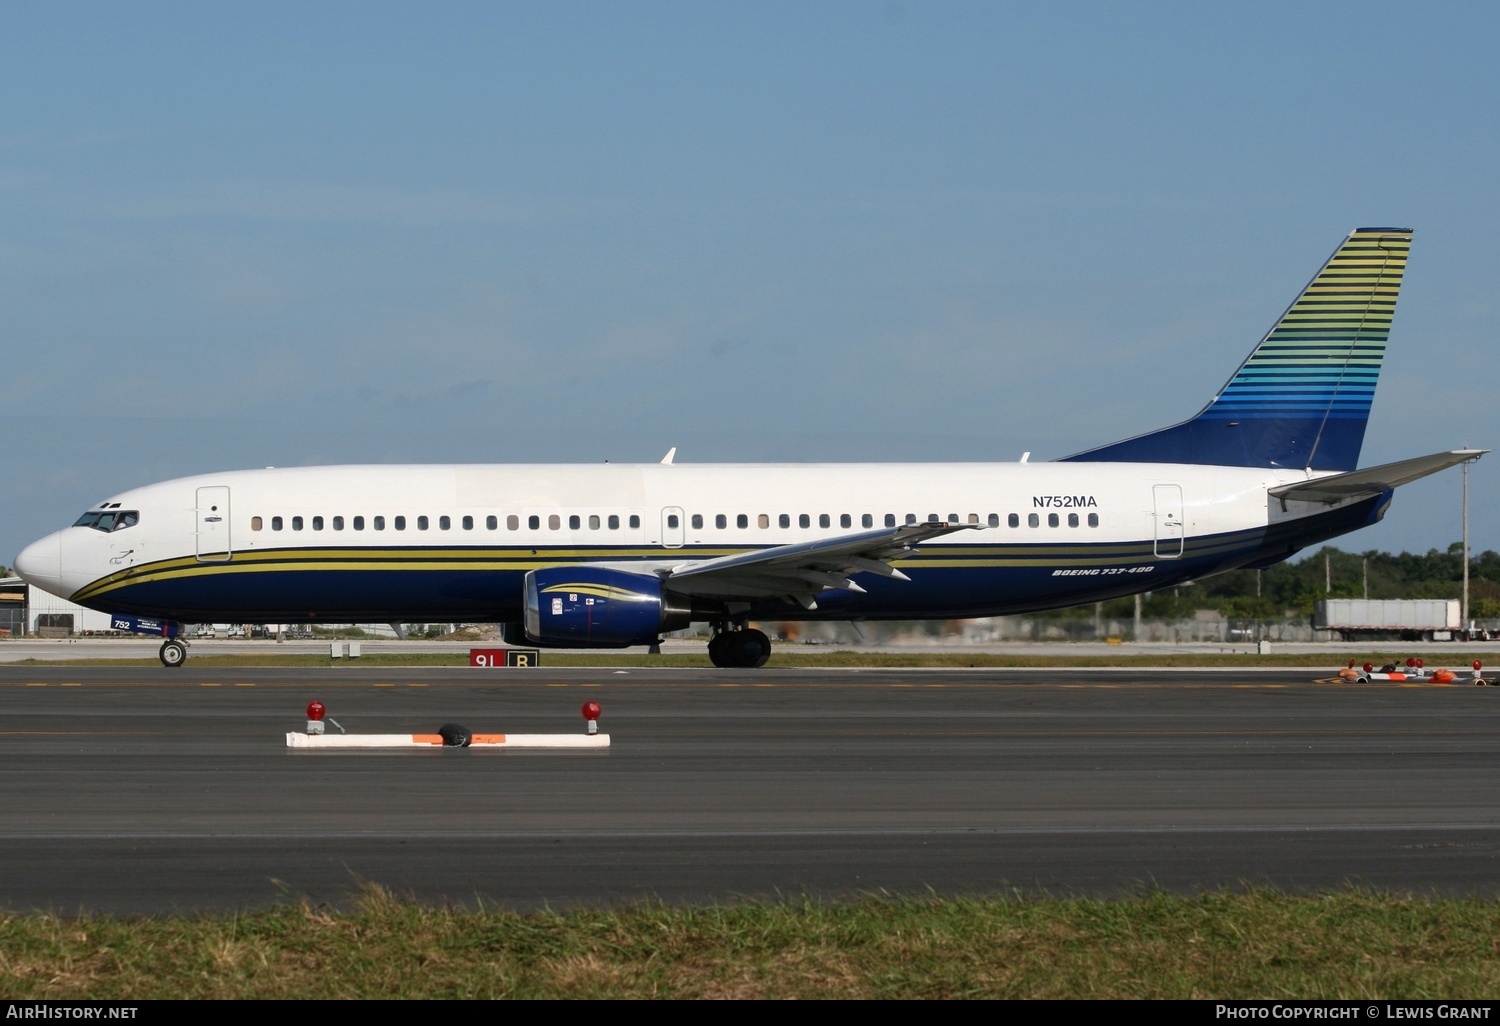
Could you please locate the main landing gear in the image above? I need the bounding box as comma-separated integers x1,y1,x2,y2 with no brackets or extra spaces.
707,626,772,668
159,638,188,668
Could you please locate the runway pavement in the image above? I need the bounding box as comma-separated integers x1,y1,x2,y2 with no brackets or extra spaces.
0,664,1497,915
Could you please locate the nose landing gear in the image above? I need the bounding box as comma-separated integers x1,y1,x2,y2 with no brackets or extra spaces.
707,626,772,668
159,638,188,668
109,615,190,667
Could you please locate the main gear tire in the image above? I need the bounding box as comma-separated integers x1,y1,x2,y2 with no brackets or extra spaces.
714,629,771,668
708,632,733,668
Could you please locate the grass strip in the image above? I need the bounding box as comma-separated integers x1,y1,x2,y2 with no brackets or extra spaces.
7,650,1500,669
2,888,1498,999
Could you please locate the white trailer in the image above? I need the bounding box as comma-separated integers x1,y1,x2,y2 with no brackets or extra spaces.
1313,599,1463,642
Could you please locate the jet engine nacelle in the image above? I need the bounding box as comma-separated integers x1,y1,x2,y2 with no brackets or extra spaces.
522,567,692,647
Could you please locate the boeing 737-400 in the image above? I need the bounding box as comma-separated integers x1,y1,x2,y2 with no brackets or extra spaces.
14,227,1484,667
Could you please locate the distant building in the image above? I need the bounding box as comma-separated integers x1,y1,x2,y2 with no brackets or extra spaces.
0,576,112,635
0,576,24,636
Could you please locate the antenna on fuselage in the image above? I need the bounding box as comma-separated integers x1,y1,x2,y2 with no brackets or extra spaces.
660,447,677,465
1019,452,1030,463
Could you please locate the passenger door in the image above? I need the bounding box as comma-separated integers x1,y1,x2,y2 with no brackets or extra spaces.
1153,484,1184,559
195,486,232,562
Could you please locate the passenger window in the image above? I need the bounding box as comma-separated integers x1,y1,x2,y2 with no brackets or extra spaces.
1027,513,1038,528
691,514,703,529
1009,513,1019,528
463,516,474,530
394,516,406,530
440,516,451,530
528,515,540,530
947,514,959,524
292,516,304,531
779,514,791,528
272,516,283,531
508,515,520,530
313,516,324,531
988,513,999,527
373,516,385,530
353,516,365,531
798,514,809,528
589,515,600,530
715,514,726,529
487,515,498,530
666,514,678,529
928,514,940,523
1068,513,1079,528
1047,513,1059,528
758,514,770,529
569,515,581,530
884,514,896,527
839,514,849,528
906,514,918,525
418,516,429,530
968,514,979,525
737,514,749,529
629,515,641,529
333,516,345,531
862,514,873,528
1088,513,1099,528
607,515,619,530
251,516,263,532
548,515,561,530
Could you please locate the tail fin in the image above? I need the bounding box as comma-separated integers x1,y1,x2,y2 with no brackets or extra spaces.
1062,227,1412,471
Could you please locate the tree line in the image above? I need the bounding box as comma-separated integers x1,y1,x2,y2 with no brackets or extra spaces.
1050,544,1500,624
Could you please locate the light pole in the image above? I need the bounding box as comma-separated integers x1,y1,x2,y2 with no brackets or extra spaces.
1462,449,1470,630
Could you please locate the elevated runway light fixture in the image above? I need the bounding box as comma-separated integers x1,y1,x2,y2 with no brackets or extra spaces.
306,700,325,736
582,701,602,736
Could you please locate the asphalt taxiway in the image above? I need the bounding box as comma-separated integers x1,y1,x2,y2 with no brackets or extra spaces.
1,664,1497,915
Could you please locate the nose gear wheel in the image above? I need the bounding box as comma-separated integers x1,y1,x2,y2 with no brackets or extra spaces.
159,639,188,668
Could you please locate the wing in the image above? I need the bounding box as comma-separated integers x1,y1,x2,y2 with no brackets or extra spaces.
658,521,981,610
1269,449,1486,506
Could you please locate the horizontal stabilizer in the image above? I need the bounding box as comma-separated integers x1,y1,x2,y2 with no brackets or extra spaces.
1270,449,1486,505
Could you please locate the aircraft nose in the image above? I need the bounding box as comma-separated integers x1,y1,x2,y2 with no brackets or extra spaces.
14,533,65,597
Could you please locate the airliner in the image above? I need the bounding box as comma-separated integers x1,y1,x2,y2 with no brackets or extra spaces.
13,227,1483,667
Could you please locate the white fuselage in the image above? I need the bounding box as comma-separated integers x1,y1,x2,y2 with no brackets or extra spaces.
15,460,1366,626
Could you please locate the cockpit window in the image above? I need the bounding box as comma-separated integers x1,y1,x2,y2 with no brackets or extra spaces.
72,510,140,532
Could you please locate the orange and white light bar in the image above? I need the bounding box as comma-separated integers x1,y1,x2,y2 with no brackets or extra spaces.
286,731,609,749
1336,658,1489,685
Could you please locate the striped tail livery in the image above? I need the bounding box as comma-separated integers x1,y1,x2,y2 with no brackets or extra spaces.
1064,227,1411,471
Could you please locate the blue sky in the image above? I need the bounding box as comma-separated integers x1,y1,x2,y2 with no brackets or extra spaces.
2,2,1496,563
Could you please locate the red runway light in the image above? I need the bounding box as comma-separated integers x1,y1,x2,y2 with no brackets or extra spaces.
581,701,601,721
306,700,325,721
